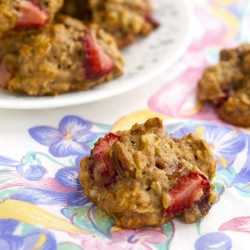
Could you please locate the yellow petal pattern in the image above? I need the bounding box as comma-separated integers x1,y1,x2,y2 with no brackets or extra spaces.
0,199,87,235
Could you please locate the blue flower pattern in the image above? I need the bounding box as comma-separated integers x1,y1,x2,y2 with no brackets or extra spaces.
0,219,57,250
0,155,46,181
55,167,81,189
29,115,97,157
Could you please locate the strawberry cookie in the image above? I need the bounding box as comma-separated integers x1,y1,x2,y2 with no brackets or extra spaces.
61,0,159,48
0,15,124,95
198,44,250,127
0,0,63,38
79,117,218,229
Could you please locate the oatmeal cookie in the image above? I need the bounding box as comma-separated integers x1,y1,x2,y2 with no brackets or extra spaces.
197,44,250,127
61,0,159,48
79,117,217,229
0,0,63,38
0,15,124,95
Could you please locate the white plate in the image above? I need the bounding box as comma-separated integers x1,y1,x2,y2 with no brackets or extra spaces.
0,0,194,109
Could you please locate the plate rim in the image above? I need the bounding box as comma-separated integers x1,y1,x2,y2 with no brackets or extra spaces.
0,0,195,110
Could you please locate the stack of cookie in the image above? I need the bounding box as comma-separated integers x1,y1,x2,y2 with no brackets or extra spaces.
0,0,158,96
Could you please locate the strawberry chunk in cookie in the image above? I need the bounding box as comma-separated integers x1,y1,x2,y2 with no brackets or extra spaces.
0,64,11,89
82,30,114,79
15,0,49,30
90,133,120,184
0,0,64,37
163,172,210,217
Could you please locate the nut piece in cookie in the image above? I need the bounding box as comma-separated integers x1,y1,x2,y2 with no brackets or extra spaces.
61,0,159,48
197,44,250,127
0,15,124,96
79,117,218,229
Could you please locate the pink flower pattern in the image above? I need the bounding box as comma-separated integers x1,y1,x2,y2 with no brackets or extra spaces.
79,229,166,250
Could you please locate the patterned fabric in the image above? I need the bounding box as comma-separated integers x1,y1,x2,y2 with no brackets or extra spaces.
1,0,250,249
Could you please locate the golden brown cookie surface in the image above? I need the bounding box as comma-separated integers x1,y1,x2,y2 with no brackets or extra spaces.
79,117,217,229
61,0,159,48
197,44,250,127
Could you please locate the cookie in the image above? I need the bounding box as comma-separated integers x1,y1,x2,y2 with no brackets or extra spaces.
197,44,250,127
0,15,124,95
0,0,63,38
61,0,159,48
79,117,217,229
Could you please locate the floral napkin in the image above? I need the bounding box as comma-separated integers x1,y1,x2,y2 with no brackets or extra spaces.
1,0,250,249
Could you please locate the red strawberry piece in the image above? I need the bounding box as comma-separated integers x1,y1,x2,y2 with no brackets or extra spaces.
213,89,230,108
82,30,114,80
0,63,11,88
213,96,228,108
144,14,159,29
163,172,210,217
90,133,120,185
15,0,49,30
